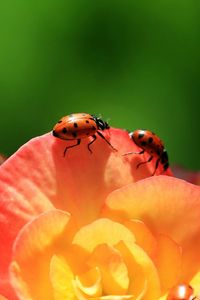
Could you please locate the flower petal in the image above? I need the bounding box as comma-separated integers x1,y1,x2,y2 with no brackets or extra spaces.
88,244,129,295
75,266,102,297
72,218,160,299
0,134,55,295
190,271,200,296
10,210,71,300
72,218,136,252
49,255,75,300
102,176,200,282
116,241,161,300
123,219,157,258
91,296,133,300
124,222,182,293
0,128,141,294
102,175,200,245
154,235,182,293
0,296,9,300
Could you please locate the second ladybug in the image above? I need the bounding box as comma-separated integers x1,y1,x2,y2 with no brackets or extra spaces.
123,129,169,176
53,113,116,156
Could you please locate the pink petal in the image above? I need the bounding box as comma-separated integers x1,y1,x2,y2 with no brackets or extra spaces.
0,128,136,296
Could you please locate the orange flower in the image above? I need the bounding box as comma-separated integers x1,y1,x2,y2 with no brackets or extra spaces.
0,128,199,300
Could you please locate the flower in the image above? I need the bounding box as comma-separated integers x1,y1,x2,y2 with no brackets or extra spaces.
0,128,199,300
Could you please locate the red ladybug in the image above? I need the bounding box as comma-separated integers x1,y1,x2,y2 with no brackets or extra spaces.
123,129,169,176
167,283,196,300
53,113,116,156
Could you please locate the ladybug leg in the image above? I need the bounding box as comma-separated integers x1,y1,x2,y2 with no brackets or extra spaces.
96,131,117,151
152,157,160,176
87,135,96,154
123,150,144,156
63,139,81,156
136,155,153,169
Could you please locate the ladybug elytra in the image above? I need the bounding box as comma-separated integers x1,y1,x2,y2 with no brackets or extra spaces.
123,129,169,176
53,113,116,156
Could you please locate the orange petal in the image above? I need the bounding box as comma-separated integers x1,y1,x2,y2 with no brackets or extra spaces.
154,235,182,293
10,210,71,300
75,266,102,297
123,219,157,258
102,176,200,269
116,241,161,300
72,218,135,253
88,244,129,295
0,296,9,300
91,296,133,300
49,255,75,300
103,176,200,243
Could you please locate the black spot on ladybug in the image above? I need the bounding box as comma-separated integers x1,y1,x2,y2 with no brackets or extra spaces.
58,120,62,123
148,137,153,144
157,149,160,155
72,132,77,138
74,123,78,128
52,130,58,137
92,126,96,130
62,128,67,134
138,133,144,139
141,141,146,146
86,120,89,124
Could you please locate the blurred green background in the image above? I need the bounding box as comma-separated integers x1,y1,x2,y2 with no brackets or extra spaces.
0,0,200,169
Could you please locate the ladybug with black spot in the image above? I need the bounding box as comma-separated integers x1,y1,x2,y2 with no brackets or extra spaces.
167,283,197,300
123,129,169,176
53,113,117,156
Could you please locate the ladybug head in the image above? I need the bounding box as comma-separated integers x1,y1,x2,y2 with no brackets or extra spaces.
92,115,110,131
103,121,110,130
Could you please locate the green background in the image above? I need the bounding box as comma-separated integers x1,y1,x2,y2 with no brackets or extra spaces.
0,1,200,169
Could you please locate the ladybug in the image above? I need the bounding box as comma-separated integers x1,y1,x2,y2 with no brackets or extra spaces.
52,113,116,156
167,283,196,300
123,129,169,176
